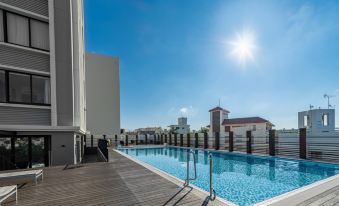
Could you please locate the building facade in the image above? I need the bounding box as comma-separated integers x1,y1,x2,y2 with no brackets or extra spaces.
0,0,86,170
168,117,190,134
222,117,274,137
298,108,335,135
208,106,273,137
85,53,120,143
208,106,229,137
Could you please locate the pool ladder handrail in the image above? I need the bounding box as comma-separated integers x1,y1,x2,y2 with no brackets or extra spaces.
209,153,216,201
184,149,197,186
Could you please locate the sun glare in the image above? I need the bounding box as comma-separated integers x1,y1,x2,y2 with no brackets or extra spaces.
228,30,257,66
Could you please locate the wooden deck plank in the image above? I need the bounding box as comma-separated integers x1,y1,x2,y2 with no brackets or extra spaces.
2,150,224,206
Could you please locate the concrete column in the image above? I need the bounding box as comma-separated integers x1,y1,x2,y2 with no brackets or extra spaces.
174,134,177,146
195,133,198,148
204,132,208,149
246,131,252,154
187,133,190,147
229,131,234,152
299,128,307,159
136,134,139,145
215,132,220,150
269,130,276,156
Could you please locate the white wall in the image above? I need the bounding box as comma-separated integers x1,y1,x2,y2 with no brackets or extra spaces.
85,53,120,138
230,123,268,137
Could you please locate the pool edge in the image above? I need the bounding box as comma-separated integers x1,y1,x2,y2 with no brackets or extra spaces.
114,149,236,206
253,172,339,205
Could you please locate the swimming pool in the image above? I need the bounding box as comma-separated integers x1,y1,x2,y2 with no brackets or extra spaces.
117,146,339,206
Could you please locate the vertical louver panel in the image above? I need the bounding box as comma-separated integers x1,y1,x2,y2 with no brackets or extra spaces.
0,106,51,125
0,0,48,17
0,45,50,73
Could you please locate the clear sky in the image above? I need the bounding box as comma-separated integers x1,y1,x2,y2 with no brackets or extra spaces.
84,0,339,130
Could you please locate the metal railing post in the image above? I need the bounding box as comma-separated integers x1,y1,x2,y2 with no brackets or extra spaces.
209,153,216,201
184,149,197,186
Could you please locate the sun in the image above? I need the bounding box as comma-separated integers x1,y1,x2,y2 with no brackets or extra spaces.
228,30,257,66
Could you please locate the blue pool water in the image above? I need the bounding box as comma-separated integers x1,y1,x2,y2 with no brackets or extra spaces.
118,147,339,206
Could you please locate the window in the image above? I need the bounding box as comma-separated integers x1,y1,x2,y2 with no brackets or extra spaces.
6,13,29,46
0,10,4,42
32,76,50,104
252,125,256,131
9,72,31,103
0,70,5,102
1,10,49,51
30,19,49,50
304,115,308,127
323,114,328,126
1,70,51,105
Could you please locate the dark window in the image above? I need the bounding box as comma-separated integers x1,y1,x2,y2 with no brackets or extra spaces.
30,19,49,50
9,72,31,103
2,70,50,105
32,76,50,104
6,13,29,46
0,70,5,102
2,10,49,51
0,9,4,42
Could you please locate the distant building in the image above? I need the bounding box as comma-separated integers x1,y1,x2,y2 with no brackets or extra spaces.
298,108,335,135
208,107,229,136
208,106,274,136
169,117,190,134
135,127,163,135
222,117,274,136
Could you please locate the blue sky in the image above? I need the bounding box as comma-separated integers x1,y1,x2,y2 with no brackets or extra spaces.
85,0,339,130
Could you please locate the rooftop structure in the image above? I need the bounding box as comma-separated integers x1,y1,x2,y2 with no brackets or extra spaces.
298,108,335,135
168,117,190,134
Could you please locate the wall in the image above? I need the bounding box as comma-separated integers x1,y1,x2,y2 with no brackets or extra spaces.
54,0,74,126
85,53,120,138
16,131,77,166
298,109,335,134
230,123,268,137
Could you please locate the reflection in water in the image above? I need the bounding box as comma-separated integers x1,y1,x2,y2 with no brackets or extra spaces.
269,159,276,181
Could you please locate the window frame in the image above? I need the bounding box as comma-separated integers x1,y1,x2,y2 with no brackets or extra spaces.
0,69,51,106
1,9,49,52
0,70,6,103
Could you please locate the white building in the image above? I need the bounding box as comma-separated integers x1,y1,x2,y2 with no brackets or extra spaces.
169,117,190,134
222,117,274,137
208,106,273,137
298,108,335,135
85,53,120,142
135,127,163,135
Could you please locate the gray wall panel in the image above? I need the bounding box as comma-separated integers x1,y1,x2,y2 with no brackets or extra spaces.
0,0,48,16
0,45,50,72
0,106,51,125
54,0,74,126
86,53,120,137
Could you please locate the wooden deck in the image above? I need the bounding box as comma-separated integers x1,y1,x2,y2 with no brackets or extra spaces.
296,185,339,206
2,150,224,206
3,148,339,206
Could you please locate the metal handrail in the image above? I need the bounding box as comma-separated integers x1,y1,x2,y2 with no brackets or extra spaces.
209,153,216,201
184,149,197,186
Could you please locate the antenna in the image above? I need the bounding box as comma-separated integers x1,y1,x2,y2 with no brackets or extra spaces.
309,104,314,110
218,99,220,107
324,94,335,109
